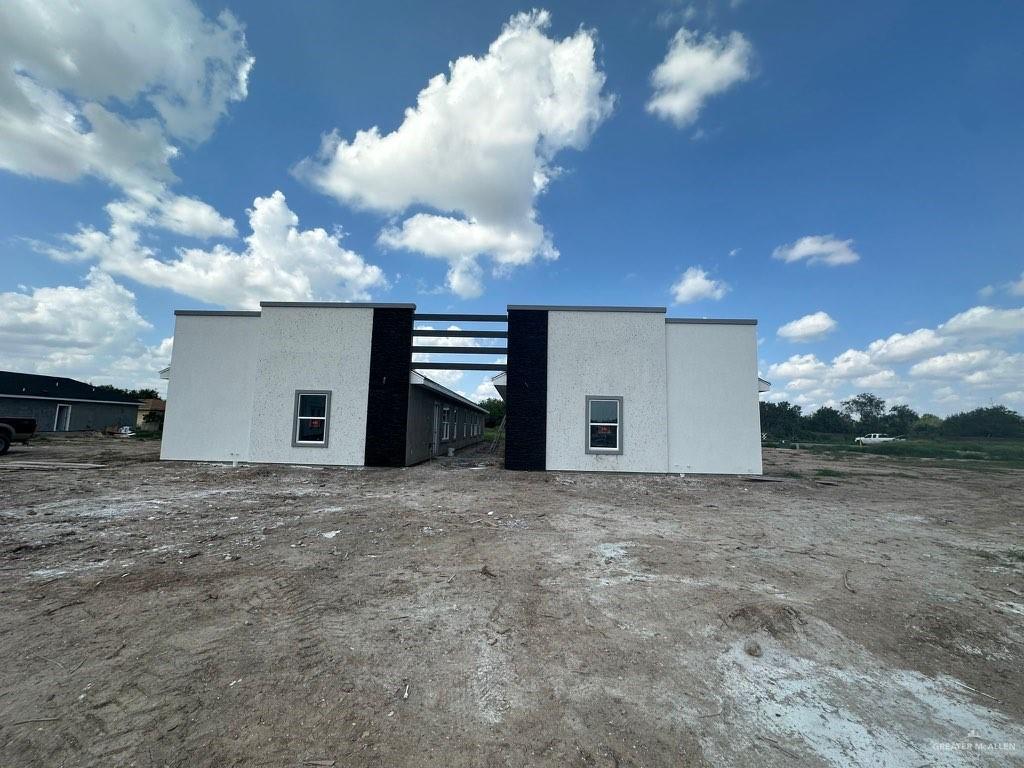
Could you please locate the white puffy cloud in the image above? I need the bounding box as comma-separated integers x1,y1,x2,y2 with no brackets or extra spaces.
0,0,253,190
646,28,753,128
670,266,729,303
470,379,499,403
297,10,612,298
772,235,860,266
43,191,386,309
866,328,944,363
939,306,1024,338
854,370,898,389
830,349,877,378
784,378,819,391
1010,273,1024,296
777,311,836,342
416,368,465,391
0,269,169,389
152,194,238,239
909,349,1024,391
767,354,828,380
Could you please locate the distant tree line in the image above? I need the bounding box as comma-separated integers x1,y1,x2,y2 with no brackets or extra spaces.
93,384,160,402
479,398,505,428
760,392,1024,440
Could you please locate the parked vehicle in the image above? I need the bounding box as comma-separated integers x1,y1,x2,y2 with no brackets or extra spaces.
114,426,136,438
0,417,37,455
855,433,900,445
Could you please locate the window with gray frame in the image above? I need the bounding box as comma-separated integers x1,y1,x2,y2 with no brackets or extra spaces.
293,391,331,447
586,396,623,454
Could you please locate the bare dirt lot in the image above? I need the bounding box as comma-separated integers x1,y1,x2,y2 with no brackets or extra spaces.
1,436,1022,767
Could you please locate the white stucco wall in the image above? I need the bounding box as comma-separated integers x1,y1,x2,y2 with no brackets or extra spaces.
666,322,762,474
247,305,373,465
161,314,259,462
546,310,669,473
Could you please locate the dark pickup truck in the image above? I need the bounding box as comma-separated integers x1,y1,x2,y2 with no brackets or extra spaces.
0,417,36,455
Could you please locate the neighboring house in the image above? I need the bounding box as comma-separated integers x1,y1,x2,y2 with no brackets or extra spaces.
161,302,761,474
0,371,141,433
136,398,166,429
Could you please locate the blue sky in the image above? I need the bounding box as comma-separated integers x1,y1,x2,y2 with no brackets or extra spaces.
1,0,1021,412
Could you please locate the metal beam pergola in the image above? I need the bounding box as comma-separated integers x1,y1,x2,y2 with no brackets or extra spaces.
412,329,507,339
413,345,508,355
410,313,509,374
413,313,508,322
411,362,507,371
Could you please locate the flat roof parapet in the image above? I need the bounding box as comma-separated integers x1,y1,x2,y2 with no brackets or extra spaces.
174,310,262,317
259,301,417,309
506,305,667,313
665,318,758,325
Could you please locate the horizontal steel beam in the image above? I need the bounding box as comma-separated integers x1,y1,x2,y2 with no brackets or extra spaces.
413,345,508,355
411,362,508,371
412,329,507,338
413,313,508,322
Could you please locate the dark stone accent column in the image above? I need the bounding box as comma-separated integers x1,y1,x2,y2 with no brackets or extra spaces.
364,307,414,467
505,309,548,471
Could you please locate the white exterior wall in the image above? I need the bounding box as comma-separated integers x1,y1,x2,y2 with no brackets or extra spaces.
247,305,373,465
161,315,259,462
546,311,669,473
666,322,762,474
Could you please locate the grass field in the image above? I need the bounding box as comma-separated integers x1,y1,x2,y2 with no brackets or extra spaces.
764,437,1024,467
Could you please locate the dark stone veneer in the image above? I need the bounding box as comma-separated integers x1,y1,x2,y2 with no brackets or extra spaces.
364,307,414,467
505,309,548,471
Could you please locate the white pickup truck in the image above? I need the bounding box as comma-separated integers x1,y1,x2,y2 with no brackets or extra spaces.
855,433,899,445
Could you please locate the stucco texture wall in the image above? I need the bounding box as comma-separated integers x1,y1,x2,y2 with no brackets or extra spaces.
161,316,259,462
545,311,669,473
247,306,373,466
666,323,762,475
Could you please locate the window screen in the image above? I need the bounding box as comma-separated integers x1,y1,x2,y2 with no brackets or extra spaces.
587,396,622,454
293,391,330,446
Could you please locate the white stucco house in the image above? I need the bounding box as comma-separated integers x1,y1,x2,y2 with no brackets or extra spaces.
161,302,762,474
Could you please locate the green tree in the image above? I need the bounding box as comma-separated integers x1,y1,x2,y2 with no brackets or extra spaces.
142,409,165,432
478,398,505,428
910,413,943,437
759,401,803,440
884,404,919,436
94,384,160,401
842,392,887,431
804,406,854,434
941,406,1024,438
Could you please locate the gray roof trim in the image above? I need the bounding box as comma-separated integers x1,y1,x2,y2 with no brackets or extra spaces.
409,372,488,413
260,301,416,309
507,305,666,313
0,393,142,406
174,310,261,317
665,318,758,325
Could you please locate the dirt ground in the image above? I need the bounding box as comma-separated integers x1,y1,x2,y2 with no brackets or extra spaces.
1,436,1022,767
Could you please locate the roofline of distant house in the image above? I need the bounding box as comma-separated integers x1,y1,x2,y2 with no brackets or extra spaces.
0,393,142,406
409,372,488,413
